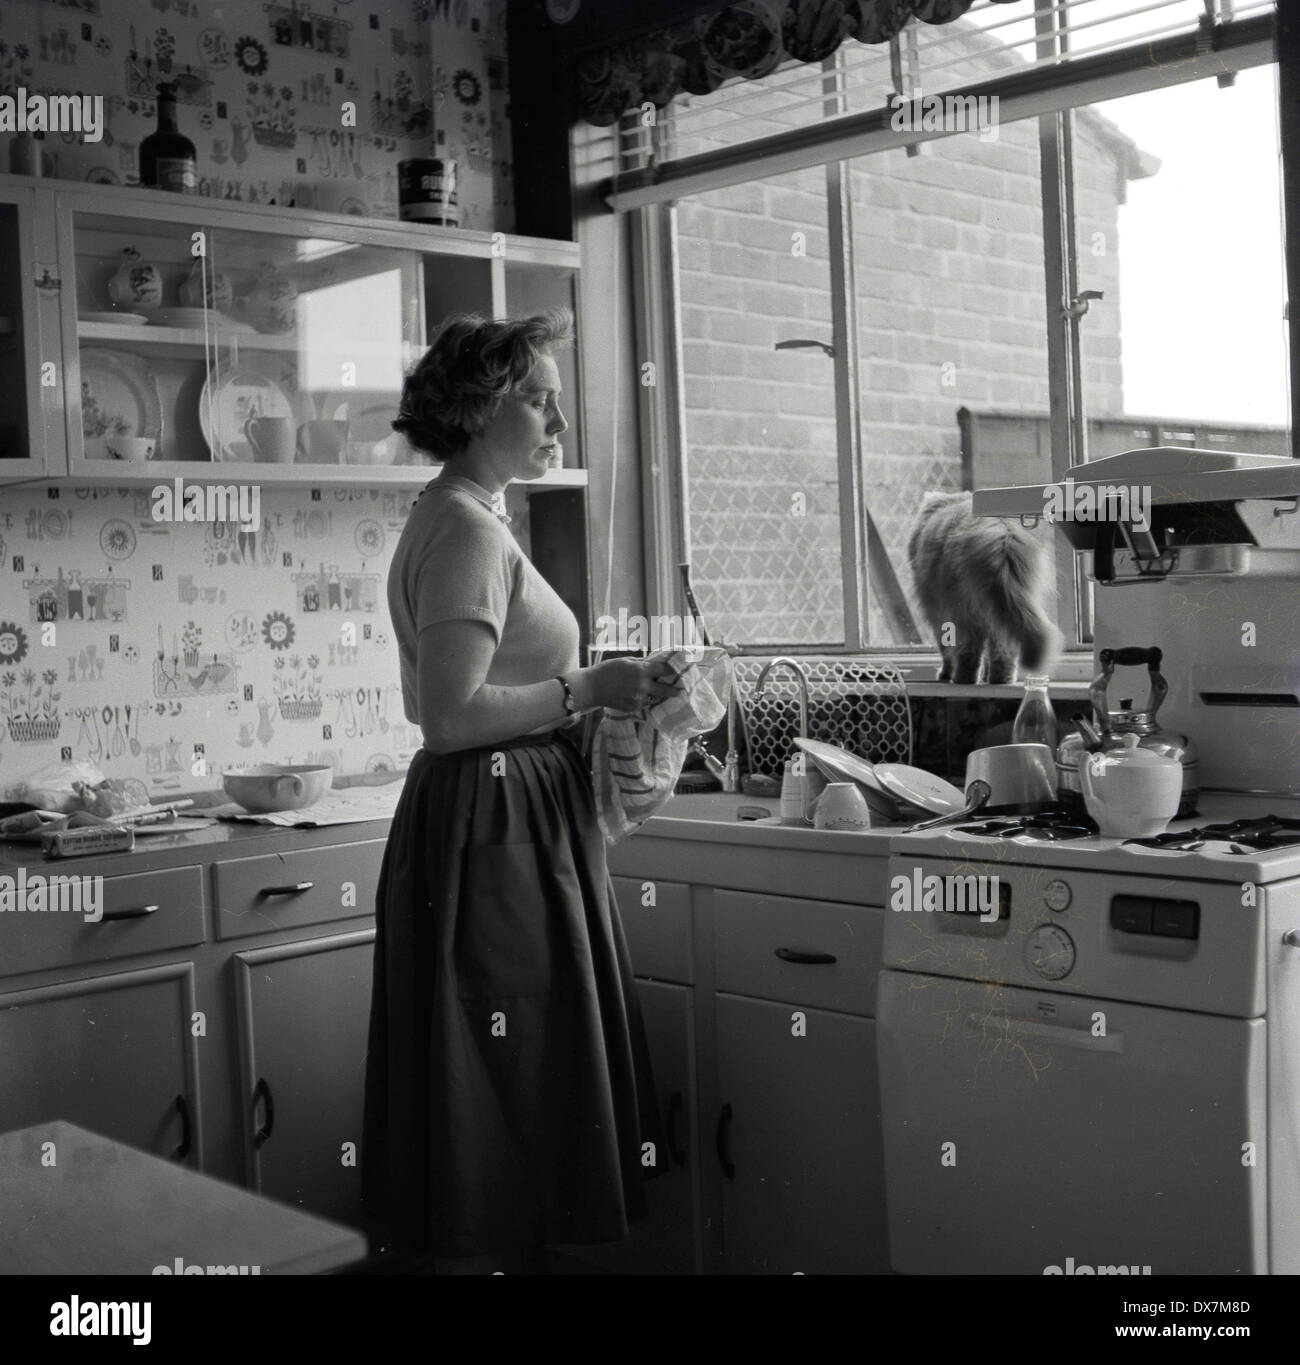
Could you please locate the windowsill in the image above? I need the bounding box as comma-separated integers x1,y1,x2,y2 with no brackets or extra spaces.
902,679,1091,700
882,653,1094,697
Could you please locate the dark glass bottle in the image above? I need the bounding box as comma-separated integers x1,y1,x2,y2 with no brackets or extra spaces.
140,83,197,193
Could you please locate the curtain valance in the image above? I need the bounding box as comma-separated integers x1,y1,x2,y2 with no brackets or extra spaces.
574,0,1024,126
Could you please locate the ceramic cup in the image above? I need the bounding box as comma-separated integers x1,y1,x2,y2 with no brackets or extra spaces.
812,782,872,831
297,420,348,463
106,435,156,462
244,416,295,463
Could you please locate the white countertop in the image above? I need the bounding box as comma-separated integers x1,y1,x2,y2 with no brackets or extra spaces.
647,790,1300,885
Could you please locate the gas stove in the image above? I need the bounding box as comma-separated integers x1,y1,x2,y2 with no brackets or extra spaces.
900,792,1300,885
1124,814,1300,853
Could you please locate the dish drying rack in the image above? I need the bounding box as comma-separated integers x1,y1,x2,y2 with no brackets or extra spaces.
731,657,912,777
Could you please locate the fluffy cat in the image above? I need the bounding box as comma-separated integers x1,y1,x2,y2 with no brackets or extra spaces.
907,491,1061,684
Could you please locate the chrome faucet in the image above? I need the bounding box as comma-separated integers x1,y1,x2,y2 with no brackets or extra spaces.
755,656,814,820
755,656,811,743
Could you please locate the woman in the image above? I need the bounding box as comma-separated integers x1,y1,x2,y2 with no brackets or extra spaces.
362,309,681,1275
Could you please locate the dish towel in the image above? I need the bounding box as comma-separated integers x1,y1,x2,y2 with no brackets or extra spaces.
592,648,732,845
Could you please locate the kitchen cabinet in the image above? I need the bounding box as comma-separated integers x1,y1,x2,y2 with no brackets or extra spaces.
231,929,374,1228
553,876,703,1274
0,820,385,1245
566,846,893,1274
0,183,59,481
711,890,889,1274
714,995,885,1275
0,962,201,1167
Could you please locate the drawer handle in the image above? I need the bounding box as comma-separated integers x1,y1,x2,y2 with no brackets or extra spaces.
715,1102,734,1181
775,947,837,965
252,1077,276,1147
171,1094,192,1162
666,1091,685,1167
257,882,314,898
100,903,159,922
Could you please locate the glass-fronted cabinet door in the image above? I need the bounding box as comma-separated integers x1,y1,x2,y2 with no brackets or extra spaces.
0,179,61,482
54,190,492,482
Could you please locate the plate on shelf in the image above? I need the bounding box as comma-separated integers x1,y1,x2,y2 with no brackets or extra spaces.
199,365,311,463
872,763,966,816
79,348,163,461
81,311,148,327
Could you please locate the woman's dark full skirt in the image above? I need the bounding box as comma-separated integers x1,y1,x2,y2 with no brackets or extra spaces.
361,727,666,1257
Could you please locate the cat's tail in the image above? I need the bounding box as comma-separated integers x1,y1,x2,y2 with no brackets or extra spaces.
992,534,1062,672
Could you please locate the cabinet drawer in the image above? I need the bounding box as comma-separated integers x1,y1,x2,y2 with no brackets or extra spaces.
0,865,206,978
213,841,384,940
611,876,692,984
713,890,884,1017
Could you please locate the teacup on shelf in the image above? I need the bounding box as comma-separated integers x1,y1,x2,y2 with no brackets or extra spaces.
106,434,156,462
244,416,295,463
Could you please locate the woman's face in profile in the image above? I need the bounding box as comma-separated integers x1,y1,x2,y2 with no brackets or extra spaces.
476,353,568,480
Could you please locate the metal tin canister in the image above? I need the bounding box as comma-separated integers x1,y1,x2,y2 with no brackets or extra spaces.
398,158,459,226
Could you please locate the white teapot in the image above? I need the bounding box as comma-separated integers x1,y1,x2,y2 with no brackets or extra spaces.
1080,733,1182,839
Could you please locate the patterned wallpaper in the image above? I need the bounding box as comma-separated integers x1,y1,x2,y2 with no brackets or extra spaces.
0,481,449,799
0,0,515,230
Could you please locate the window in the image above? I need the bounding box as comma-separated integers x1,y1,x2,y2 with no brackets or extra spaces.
628,0,1287,658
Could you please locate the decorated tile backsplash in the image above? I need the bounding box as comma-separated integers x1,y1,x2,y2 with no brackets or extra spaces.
0,0,514,230
0,482,437,799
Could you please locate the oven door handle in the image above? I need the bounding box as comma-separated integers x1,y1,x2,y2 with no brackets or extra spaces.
965,1012,1126,1054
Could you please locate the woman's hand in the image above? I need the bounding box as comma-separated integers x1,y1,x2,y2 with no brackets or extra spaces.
582,653,686,712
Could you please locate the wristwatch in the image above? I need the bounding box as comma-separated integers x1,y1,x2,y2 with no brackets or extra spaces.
556,675,579,715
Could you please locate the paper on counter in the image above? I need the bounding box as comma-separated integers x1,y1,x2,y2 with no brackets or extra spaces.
208,785,402,827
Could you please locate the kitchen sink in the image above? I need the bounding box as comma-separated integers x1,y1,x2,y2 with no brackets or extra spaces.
657,791,779,823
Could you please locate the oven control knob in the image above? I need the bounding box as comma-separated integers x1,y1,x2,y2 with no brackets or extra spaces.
1026,924,1075,980
1044,879,1072,912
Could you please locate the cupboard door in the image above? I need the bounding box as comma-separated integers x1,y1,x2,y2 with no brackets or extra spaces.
232,930,373,1227
714,993,888,1275
0,187,61,480
0,963,200,1165
610,876,693,984
552,979,701,1274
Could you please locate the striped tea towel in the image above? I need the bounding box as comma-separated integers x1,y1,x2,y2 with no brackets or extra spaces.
592,648,732,845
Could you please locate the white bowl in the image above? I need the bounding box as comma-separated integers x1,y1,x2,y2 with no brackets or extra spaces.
222,764,332,813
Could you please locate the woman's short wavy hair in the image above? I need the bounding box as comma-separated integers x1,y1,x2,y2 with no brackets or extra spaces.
392,308,574,460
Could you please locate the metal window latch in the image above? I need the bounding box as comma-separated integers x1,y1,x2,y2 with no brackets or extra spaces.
1063,290,1104,320
34,266,61,292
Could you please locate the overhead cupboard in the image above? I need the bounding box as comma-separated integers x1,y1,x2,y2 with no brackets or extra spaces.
0,173,594,641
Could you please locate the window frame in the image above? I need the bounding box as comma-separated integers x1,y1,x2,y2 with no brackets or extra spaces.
632,5,1283,665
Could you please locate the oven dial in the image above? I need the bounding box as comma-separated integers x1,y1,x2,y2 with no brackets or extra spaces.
1044,879,1072,912
1026,924,1075,980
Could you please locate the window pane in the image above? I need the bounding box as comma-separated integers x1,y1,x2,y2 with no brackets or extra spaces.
677,166,845,646
850,117,1051,645
1074,68,1289,454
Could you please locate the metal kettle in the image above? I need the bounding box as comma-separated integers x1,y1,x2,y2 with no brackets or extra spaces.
1056,646,1199,818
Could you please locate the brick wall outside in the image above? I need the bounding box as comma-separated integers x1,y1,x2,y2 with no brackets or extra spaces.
674,36,1134,647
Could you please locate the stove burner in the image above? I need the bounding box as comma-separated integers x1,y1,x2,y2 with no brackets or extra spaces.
1124,815,1300,852
951,810,1097,841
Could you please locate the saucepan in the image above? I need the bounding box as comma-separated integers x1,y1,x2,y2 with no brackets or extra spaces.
905,743,1058,832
